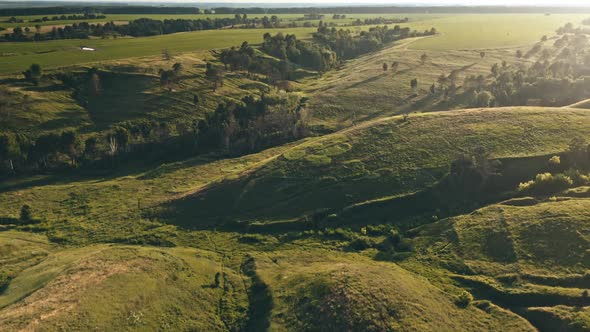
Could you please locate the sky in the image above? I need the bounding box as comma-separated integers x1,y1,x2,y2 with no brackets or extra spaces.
3,0,590,4
3,0,590,5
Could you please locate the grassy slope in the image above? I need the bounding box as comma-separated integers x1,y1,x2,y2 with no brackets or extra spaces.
0,52,275,135
0,230,535,331
0,230,247,331
255,250,534,331
303,37,523,131
162,107,590,225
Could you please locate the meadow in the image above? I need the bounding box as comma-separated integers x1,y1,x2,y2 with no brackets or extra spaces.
0,13,585,73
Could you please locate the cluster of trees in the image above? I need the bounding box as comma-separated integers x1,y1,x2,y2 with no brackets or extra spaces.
261,32,338,72
2,16,287,42
313,23,436,60
219,24,437,85
30,13,106,23
433,25,590,108
194,93,308,154
0,130,85,174
0,91,306,176
351,17,409,26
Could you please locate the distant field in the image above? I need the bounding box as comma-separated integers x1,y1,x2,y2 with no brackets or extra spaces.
0,13,587,74
408,14,589,50
0,13,437,28
0,27,316,73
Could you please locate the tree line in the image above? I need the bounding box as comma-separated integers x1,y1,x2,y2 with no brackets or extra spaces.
2,16,286,42
432,23,590,108
0,87,307,176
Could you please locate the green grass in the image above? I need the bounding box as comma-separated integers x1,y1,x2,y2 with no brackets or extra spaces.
0,52,277,135
162,107,590,224
0,231,247,331
0,27,316,74
1,13,584,74
254,249,534,331
407,14,589,50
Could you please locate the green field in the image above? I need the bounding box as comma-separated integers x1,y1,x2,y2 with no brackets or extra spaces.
0,14,585,74
408,14,589,50
0,28,316,74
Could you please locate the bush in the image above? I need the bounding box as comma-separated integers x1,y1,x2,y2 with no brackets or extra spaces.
0,271,10,292
518,173,573,195
19,204,32,224
348,236,376,251
396,238,414,252
548,155,561,166
455,290,474,308
564,168,590,186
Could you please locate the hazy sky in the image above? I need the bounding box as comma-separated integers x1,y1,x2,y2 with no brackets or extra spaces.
7,0,590,4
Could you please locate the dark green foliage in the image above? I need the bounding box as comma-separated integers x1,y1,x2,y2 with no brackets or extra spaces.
20,204,32,224
0,271,10,293
518,173,574,195
23,64,42,85
455,291,474,308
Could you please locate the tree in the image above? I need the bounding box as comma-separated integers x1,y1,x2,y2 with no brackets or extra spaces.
0,133,20,173
173,62,183,74
475,91,493,107
114,127,130,153
420,53,428,65
410,78,418,93
205,63,223,91
162,48,171,61
480,51,486,59
382,62,388,71
83,136,99,160
20,204,32,224
23,64,42,85
568,136,588,167
59,131,81,166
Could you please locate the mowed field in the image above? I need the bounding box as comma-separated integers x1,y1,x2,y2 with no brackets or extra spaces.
0,28,316,74
0,13,439,28
407,14,590,50
0,14,586,74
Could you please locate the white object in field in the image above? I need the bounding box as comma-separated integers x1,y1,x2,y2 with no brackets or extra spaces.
81,47,96,51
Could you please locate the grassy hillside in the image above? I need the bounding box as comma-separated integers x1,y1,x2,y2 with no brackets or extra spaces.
303,38,524,131
400,192,590,330
0,52,276,135
0,230,248,331
249,250,534,331
161,107,590,225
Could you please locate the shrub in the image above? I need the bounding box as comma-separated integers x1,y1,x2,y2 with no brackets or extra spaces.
564,168,590,186
348,236,375,251
518,173,573,195
396,238,414,252
455,290,474,308
0,271,10,292
548,155,561,166
19,204,32,224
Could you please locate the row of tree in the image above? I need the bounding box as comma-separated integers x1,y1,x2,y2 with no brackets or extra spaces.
2,16,287,42
0,91,306,176
431,25,590,108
